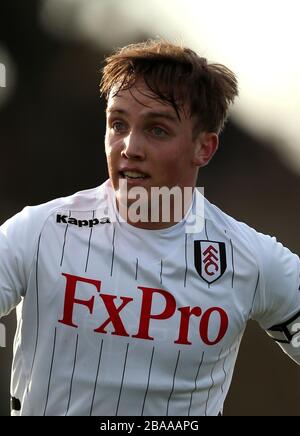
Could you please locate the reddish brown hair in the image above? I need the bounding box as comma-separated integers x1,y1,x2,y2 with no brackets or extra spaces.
100,40,238,134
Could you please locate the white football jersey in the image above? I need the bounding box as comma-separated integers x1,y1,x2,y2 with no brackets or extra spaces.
1,180,300,416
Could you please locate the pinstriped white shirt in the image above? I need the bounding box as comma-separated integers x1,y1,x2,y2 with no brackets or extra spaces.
1,180,300,415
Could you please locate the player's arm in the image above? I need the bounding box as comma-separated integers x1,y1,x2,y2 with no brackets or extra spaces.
266,311,300,364
0,200,65,318
251,233,300,364
0,207,37,318
0,218,25,318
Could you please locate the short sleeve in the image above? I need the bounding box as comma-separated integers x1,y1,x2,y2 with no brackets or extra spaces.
0,207,39,318
251,234,300,330
250,233,300,363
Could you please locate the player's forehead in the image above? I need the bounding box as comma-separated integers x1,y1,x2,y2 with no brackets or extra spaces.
106,80,188,122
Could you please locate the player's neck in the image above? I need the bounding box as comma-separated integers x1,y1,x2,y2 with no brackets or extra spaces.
116,188,195,230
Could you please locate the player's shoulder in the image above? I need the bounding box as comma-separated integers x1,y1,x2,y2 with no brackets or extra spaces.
1,183,106,236
204,197,278,254
205,198,299,299
34,184,103,213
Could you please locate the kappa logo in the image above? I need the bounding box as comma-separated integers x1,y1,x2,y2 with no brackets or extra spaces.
194,240,227,284
56,214,111,228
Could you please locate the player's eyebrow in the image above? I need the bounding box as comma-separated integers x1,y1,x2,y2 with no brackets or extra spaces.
106,108,180,124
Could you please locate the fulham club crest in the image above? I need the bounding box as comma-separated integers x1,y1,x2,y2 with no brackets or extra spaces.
194,240,227,284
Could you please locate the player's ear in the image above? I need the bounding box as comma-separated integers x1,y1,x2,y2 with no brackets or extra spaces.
193,132,219,167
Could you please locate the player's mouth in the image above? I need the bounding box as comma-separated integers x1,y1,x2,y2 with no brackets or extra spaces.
119,170,150,181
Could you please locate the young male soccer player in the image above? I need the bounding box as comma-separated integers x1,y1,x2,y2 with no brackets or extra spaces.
1,40,299,416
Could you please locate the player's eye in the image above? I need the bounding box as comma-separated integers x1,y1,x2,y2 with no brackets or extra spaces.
150,126,168,137
112,121,127,133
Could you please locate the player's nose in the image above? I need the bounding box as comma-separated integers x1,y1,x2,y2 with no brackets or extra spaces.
121,132,146,160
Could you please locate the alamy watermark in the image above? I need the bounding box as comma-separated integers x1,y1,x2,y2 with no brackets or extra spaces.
0,322,6,348
99,181,205,233
0,62,6,88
